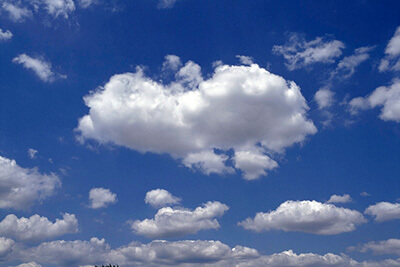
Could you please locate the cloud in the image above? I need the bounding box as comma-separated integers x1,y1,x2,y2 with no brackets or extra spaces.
236,55,254,65
0,155,61,210
28,148,38,159
145,189,181,208
365,202,400,222
0,213,78,241
0,28,13,41
331,46,374,79
1,2,33,22
12,262,42,267
352,238,400,256
239,200,366,235
77,0,96,8
272,33,345,70
349,80,400,122
40,0,75,19
12,54,67,82
89,188,117,209
360,192,371,197
131,201,229,238
379,26,400,72
327,194,352,204
233,148,278,180
0,236,15,257
157,0,178,9
315,88,335,110
162,54,182,72
76,56,317,180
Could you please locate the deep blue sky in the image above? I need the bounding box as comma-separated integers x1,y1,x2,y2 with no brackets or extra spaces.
1,0,400,266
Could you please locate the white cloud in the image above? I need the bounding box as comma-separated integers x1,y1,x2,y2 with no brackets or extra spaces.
162,54,182,72
0,155,61,210
379,26,400,72
236,55,254,65
327,194,352,204
77,0,96,8
12,54,66,82
272,34,345,70
315,88,335,110
28,148,38,159
365,202,400,222
0,213,78,241
239,200,366,235
233,148,278,180
2,2,33,22
41,0,75,18
349,80,400,122
76,57,317,180
360,192,371,197
157,0,178,9
89,188,117,209
131,201,229,238
352,238,400,256
12,262,42,267
145,189,181,208
332,46,374,79
0,28,13,41
0,236,15,257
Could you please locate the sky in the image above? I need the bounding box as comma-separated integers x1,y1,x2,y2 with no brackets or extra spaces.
0,0,400,266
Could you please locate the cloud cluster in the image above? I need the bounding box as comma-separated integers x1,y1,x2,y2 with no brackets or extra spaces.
364,202,400,222
239,200,366,235
0,237,15,257
379,26,400,72
13,54,66,82
0,155,60,210
332,46,374,79
0,28,13,41
89,187,117,209
2,2,33,22
272,34,345,70
77,57,317,179
145,189,181,208
349,80,400,122
131,201,229,238
0,213,78,241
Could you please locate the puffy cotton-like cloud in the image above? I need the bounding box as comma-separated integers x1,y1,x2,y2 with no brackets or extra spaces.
89,188,117,209
273,33,345,70
379,26,400,72
233,148,278,180
315,88,335,110
12,263,42,267
0,155,60,210
12,54,66,82
0,28,13,41
0,213,78,241
162,54,182,72
349,80,400,122
239,200,366,235
236,55,254,65
0,236,15,257
365,202,400,222
131,201,229,238
77,57,317,180
2,2,33,22
327,194,352,204
41,0,75,18
332,46,374,79
352,239,400,256
145,189,181,208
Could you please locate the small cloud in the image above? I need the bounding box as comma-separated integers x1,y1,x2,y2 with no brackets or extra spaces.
360,191,371,197
236,55,254,65
145,188,181,208
157,0,178,9
89,187,117,209
326,194,352,204
2,2,33,22
0,29,13,41
28,148,38,159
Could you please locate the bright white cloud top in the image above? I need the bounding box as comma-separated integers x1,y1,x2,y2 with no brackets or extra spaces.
89,187,117,209
0,155,60,210
379,26,400,72
326,194,352,204
349,80,400,122
145,189,181,208
0,28,12,41
77,57,317,179
364,202,400,222
12,54,66,83
272,34,345,70
131,201,229,238
239,200,366,235
0,213,78,241
314,88,335,110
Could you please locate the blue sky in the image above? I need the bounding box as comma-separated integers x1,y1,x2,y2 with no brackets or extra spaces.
1,0,400,266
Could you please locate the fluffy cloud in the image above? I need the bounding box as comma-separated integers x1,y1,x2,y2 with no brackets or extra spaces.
314,88,335,110
0,28,12,41
233,148,278,180
0,155,60,210
41,0,75,19
0,213,78,241
272,33,345,70
77,57,317,179
162,54,182,72
239,200,366,235
379,26,400,72
89,187,117,209
349,80,400,122
236,55,254,65
131,201,229,238
364,202,400,222
327,194,352,204
352,238,400,256
12,263,42,267
2,2,33,22
0,236,15,257
332,46,374,79
12,54,66,82
145,189,181,208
